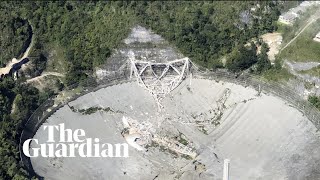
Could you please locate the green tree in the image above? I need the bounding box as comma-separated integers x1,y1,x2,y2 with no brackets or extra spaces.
308,95,320,109
226,43,257,72
256,42,271,74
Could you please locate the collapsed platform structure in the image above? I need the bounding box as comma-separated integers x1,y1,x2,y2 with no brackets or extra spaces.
129,50,192,108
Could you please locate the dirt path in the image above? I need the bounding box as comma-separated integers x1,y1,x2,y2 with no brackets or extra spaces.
26,72,64,83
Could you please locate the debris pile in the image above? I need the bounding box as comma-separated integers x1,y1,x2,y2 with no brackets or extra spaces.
121,116,197,159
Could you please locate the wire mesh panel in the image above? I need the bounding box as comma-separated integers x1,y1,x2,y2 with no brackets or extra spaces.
19,71,130,178
19,68,320,178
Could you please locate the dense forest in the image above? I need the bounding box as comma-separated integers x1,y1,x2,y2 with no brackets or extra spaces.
0,1,298,179
0,76,52,179
130,1,281,69
5,1,136,86
0,14,31,67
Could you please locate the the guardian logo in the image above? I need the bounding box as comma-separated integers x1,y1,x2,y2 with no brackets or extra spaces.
23,123,129,158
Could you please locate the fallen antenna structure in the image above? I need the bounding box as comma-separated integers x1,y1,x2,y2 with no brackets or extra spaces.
129,51,191,109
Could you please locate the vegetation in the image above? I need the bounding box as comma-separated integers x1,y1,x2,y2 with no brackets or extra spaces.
225,41,272,74
24,1,137,86
275,4,320,80
261,56,294,82
176,132,189,146
279,19,320,62
0,76,45,179
131,1,281,69
2,1,285,81
256,43,272,73
308,95,320,110
0,9,31,67
226,43,257,72
278,5,320,45
44,43,67,74
0,1,136,85
261,65,294,82
70,106,123,115
299,65,320,77
226,42,258,72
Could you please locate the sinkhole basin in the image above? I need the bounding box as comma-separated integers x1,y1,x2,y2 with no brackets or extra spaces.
30,77,320,180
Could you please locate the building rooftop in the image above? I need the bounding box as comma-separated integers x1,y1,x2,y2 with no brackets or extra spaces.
313,32,320,42
278,1,319,25
279,12,297,24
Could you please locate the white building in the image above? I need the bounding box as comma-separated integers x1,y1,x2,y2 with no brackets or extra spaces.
300,1,312,7
290,6,306,16
279,12,297,25
300,1,320,6
313,32,320,42
278,1,318,25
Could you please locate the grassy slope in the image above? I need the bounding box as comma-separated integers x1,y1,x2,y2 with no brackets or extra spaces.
278,4,320,62
263,5,320,82
299,65,320,76
44,43,67,74
261,67,294,82
280,20,320,62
